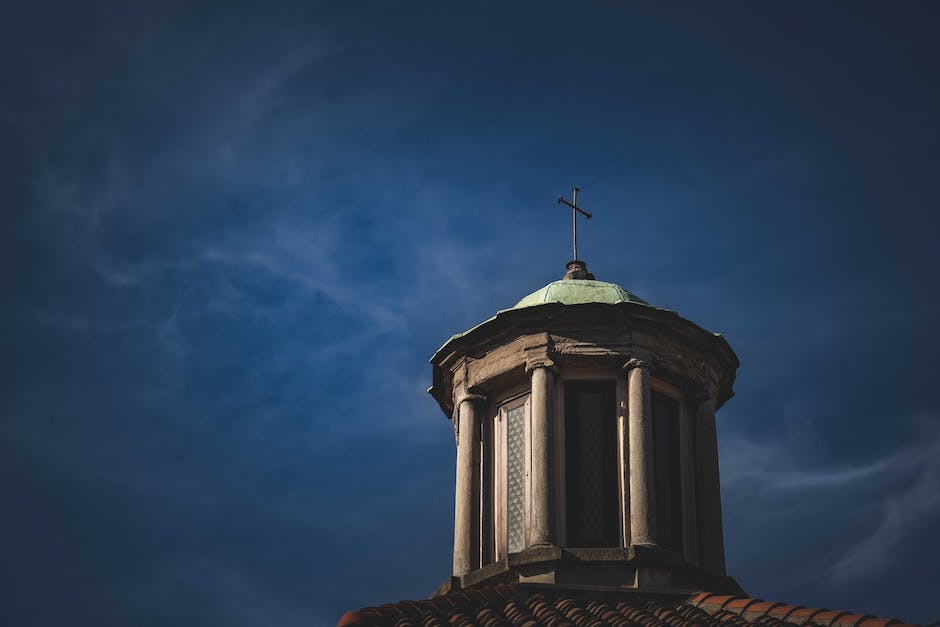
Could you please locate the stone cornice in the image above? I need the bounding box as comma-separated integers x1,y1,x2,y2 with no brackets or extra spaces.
432,303,737,371
428,301,740,419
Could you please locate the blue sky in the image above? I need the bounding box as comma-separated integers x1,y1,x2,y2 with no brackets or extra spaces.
2,2,939,625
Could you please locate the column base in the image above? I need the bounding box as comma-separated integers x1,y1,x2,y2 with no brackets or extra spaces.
436,545,746,597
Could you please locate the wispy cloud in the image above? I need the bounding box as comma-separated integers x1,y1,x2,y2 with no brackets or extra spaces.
135,555,313,627
722,417,940,588
825,432,940,583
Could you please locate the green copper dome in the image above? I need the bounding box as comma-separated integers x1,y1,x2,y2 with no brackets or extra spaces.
511,279,650,310
431,263,659,357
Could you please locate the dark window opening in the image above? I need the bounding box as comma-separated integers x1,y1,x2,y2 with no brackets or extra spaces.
651,389,684,554
481,419,492,565
565,380,618,547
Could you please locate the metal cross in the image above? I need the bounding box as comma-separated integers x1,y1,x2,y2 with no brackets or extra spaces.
557,186,592,260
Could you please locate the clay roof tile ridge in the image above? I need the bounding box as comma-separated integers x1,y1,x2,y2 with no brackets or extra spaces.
690,592,714,605
813,610,853,627
784,606,830,626
698,595,741,616
725,598,764,616
832,614,875,627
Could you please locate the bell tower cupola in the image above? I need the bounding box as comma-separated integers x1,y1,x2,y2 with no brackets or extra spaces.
429,259,742,595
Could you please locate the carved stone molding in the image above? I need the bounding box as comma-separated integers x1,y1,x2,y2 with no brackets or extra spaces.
649,349,710,389
523,332,556,371
523,331,555,353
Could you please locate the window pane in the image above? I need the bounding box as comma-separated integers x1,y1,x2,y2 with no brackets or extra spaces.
651,390,683,554
506,403,526,554
565,381,617,547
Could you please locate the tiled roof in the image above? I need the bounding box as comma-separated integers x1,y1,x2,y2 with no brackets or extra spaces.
337,584,920,627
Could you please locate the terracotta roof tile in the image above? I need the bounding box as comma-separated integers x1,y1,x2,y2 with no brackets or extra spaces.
339,611,365,627
727,598,764,615
339,584,918,627
788,606,830,625
691,592,713,604
744,602,781,621
767,604,804,621
832,615,874,627
714,609,753,626
814,611,853,626
700,594,739,613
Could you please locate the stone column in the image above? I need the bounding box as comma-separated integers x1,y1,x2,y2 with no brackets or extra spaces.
616,377,631,548
453,392,484,576
694,396,726,575
625,358,657,547
527,360,555,547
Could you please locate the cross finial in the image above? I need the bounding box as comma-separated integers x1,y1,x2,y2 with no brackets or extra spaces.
557,186,592,261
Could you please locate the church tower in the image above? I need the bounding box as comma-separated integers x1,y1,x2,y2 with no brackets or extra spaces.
428,258,742,595
339,216,919,624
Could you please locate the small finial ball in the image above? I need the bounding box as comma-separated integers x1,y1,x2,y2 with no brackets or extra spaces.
564,260,595,280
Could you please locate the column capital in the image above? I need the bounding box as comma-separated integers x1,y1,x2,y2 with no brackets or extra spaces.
525,358,558,376
454,391,485,446
457,392,487,408
691,389,715,406
623,357,649,372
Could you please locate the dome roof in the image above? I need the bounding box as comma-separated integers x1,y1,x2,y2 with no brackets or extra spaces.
511,279,650,310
